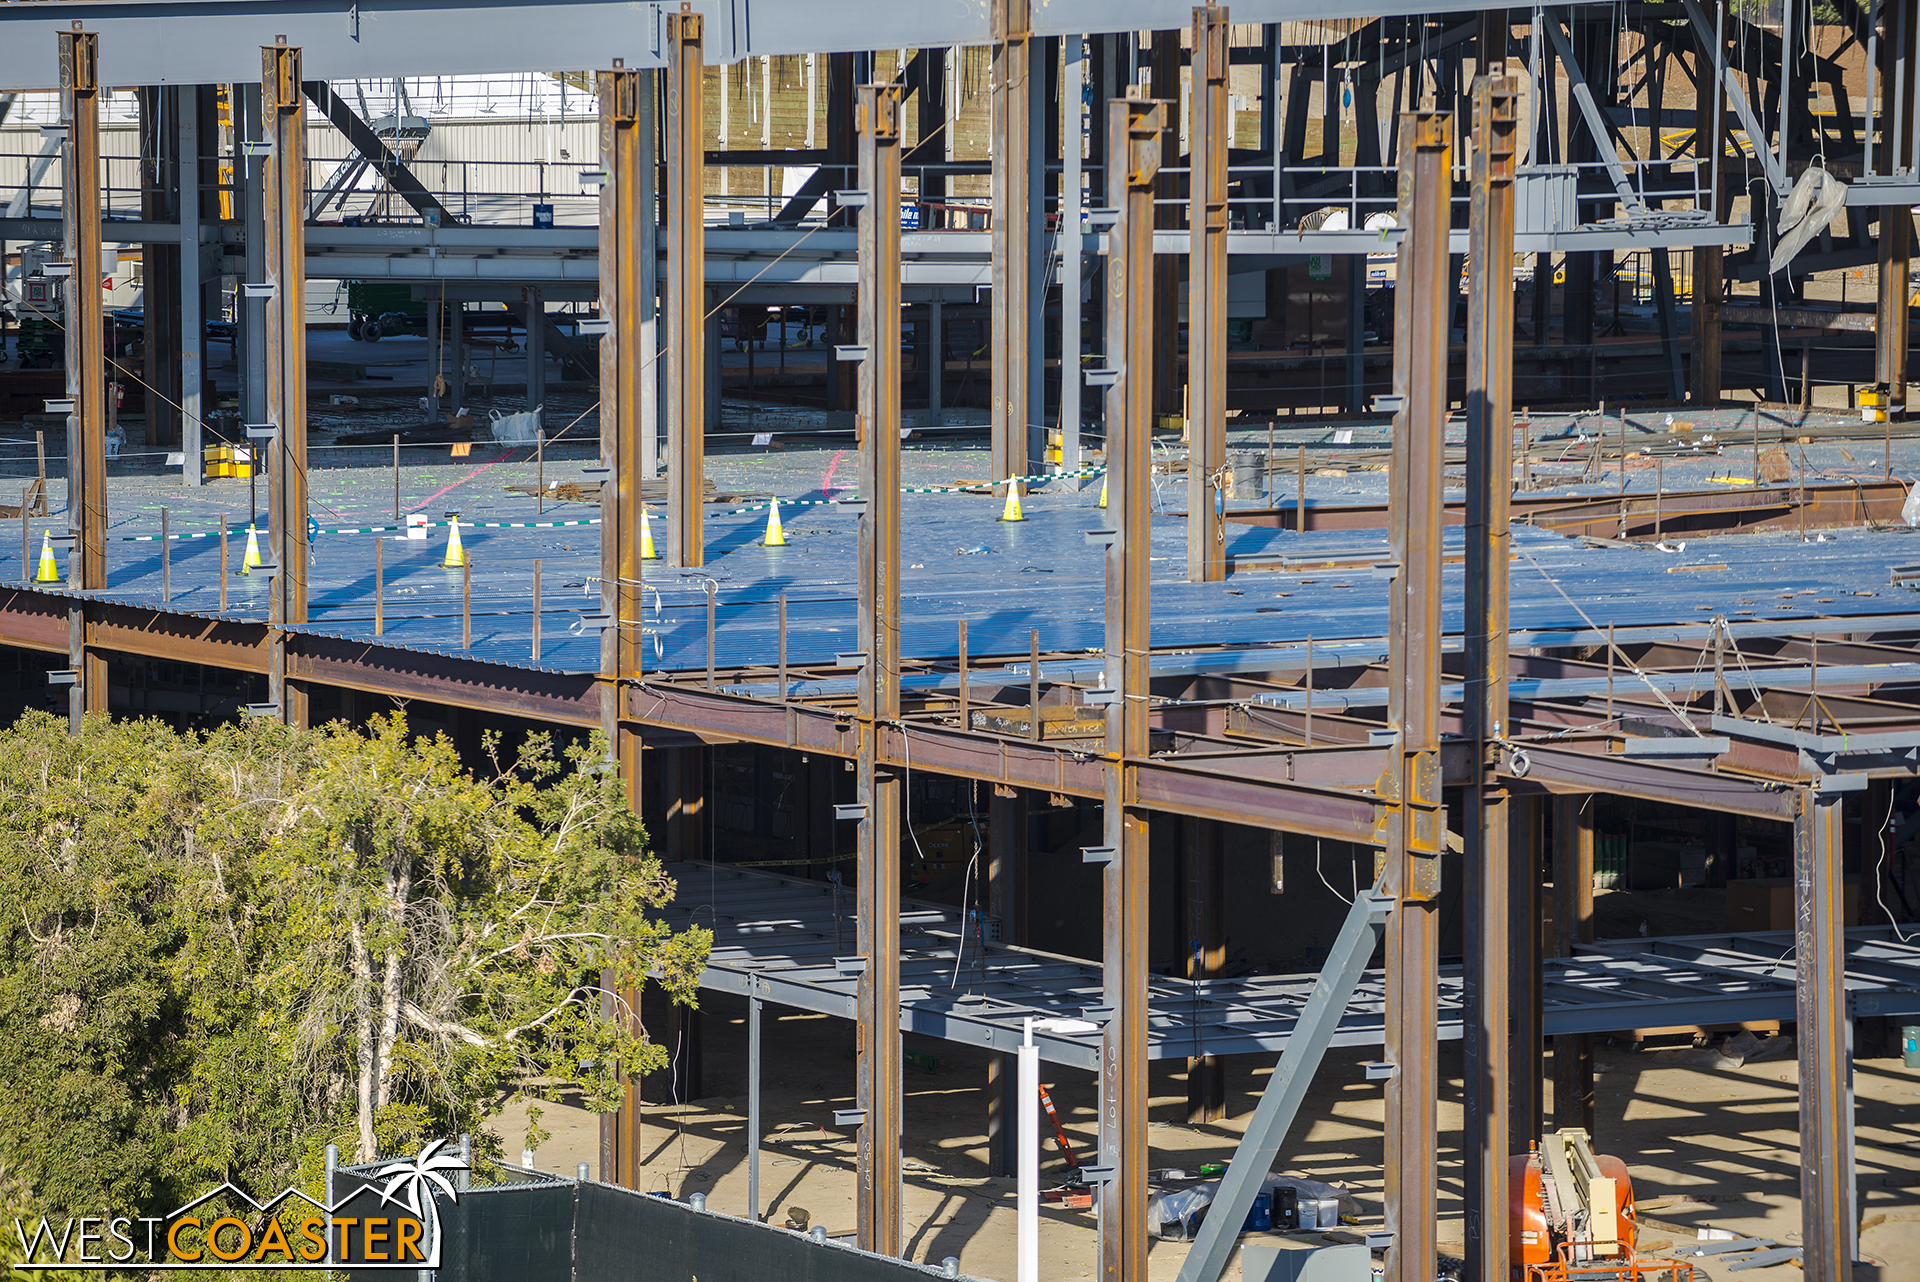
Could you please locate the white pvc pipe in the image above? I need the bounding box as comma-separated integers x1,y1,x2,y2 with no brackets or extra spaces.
1017,1038,1039,1282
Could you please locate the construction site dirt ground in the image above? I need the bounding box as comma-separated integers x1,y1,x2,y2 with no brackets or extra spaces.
492,991,1920,1281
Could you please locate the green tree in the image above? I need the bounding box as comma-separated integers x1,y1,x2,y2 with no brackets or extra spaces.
258,713,709,1161
0,709,707,1230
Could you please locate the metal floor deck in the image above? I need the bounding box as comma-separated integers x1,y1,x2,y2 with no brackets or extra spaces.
21,485,1920,681
659,863,1920,1070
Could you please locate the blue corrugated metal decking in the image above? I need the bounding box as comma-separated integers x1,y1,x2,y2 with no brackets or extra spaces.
26,484,1920,679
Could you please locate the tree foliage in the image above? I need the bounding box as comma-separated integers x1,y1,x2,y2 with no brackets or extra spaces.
0,710,707,1234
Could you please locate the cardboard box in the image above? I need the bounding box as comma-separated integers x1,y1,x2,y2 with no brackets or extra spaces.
1725,876,1858,932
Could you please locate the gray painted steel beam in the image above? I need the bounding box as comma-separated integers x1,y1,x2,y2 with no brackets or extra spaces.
0,0,1525,91
1174,888,1392,1282
0,220,1747,264
300,80,455,225
178,88,204,489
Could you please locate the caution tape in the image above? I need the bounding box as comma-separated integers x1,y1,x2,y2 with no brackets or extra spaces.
707,465,1108,517
101,466,1109,542
107,515,605,543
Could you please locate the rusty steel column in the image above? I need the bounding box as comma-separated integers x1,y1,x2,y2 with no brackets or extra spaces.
1382,110,1450,1282
666,7,705,566
1150,33,1182,425
1510,795,1544,1148
59,27,105,597
262,40,309,729
1691,24,1725,406
854,81,905,1259
1186,4,1229,583
1878,211,1911,415
990,0,1032,484
599,62,648,814
1796,787,1854,1282
1550,794,1595,1133
1100,90,1165,1282
1462,68,1516,1282
1183,815,1226,1122
1877,0,1917,417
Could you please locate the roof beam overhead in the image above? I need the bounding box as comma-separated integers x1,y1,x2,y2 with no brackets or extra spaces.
0,0,1519,91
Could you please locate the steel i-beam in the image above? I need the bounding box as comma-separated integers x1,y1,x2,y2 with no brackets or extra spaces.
600,62,648,808
179,88,206,488
666,6,704,566
1690,12,1724,410
1512,796,1544,1147
1100,89,1166,1282
59,27,105,599
854,80,905,1260
1381,110,1450,1282
263,39,309,728
1878,211,1910,415
1551,794,1595,1133
1795,787,1854,1282
1462,67,1516,1282
1186,3,1229,584
990,0,1032,485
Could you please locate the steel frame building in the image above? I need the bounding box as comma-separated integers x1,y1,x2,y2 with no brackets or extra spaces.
2,3,1919,1281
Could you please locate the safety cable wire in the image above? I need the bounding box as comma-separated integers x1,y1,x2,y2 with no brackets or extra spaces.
1512,538,1706,734
1718,615,1777,724
1314,837,1353,904
1872,784,1915,942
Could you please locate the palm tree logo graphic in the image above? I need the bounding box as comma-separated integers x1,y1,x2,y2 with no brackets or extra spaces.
360,1138,465,1261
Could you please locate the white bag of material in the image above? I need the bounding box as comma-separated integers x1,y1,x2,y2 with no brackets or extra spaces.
488,405,543,445
1146,1173,1355,1238
1903,480,1920,528
1148,1183,1218,1239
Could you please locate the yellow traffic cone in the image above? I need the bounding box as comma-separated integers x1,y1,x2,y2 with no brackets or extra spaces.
33,531,59,583
763,498,786,546
640,506,659,560
442,517,466,568
1098,475,1107,509
998,478,1025,522
240,524,262,574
